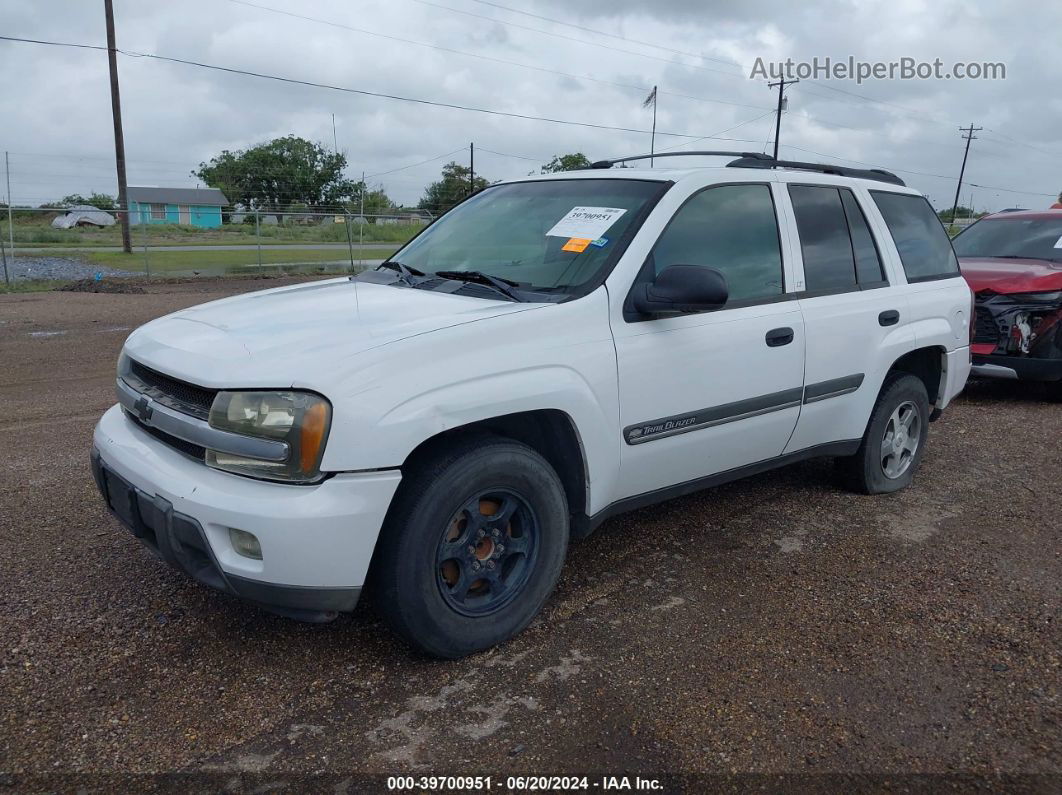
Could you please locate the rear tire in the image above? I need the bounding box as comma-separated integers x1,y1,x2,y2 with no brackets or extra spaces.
373,436,569,659
838,373,930,495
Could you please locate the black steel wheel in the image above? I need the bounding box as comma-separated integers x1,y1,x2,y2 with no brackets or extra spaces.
373,435,569,658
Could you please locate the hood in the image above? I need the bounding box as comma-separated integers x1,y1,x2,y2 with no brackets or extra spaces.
959,256,1062,294
123,277,543,388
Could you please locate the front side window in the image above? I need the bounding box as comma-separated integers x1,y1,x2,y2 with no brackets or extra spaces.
150,203,166,220
871,191,960,281
391,179,664,296
646,183,784,304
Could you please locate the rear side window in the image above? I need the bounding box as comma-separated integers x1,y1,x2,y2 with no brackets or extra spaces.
789,185,888,292
840,191,885,285
871,191,960,281
648,183,784,303
788,185,856,292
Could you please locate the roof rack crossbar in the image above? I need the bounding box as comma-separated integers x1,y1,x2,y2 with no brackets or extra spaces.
726,156,905,186
590,151,771,169
590,151,905,186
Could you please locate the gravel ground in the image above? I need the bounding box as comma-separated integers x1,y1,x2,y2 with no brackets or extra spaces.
4,255,138,281
0,277,1058,791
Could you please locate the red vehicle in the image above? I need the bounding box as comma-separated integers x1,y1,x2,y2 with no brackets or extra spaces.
954,210,1062,393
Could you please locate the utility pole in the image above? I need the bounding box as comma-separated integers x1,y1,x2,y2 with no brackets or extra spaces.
469,142,474,195
767,77,798,160
104,0,132,254
950,123,982,225
642,86,658,167
5,152,13,280
331,113,338,154
1,153,9,286
359,169,365,268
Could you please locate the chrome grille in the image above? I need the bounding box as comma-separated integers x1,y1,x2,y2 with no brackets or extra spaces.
125,359,217,420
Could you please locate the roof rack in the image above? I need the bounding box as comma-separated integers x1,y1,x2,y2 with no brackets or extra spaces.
590,151,771,169
590,151,906,187
726,156,905,186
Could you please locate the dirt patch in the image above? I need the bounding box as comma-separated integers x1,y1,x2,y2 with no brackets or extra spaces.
56,279,146,294
0,281,1059,786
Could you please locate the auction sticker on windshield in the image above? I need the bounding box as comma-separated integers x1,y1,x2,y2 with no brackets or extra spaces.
546,207,627,240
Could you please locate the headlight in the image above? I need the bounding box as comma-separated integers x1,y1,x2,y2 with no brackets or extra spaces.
206,390,331,483
1006,291,1062,304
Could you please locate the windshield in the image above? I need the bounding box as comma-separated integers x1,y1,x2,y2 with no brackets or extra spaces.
391,179,665,294
952,216,1062,263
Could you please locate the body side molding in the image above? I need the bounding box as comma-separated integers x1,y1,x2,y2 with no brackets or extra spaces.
803,373,865,404
623,387,803,445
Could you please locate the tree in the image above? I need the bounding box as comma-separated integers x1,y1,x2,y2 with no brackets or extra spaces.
350,183,397,219
539,153,592,173
193,135,357,212
56,192,117,210
419,162,490,215
939,204,976,220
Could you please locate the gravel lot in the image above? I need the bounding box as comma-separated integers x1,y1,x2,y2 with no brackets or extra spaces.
1,277,1058,790
3,255,137,282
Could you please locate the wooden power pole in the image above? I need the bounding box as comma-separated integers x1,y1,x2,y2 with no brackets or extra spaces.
767,77,798,161
104,0,132,253
950,124,982,225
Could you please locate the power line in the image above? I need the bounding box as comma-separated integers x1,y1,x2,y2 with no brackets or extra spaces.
657,111,776,153
408,0,739,77
429,0,1062,163
225,0,773,115
365,148,467,179
475,148,543,162
415,0,973,133
0,34,742,141
465,0,742,69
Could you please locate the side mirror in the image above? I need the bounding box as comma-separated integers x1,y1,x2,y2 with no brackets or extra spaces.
632,265,729,315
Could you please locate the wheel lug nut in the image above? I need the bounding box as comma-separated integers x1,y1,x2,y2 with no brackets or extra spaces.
477,529,486,538
472,561,481,571
486,560,495,569
496,544,505,554
492,529,500,538
467,545,476,554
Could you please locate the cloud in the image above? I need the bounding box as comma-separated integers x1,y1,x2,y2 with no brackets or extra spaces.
0,0,1057,209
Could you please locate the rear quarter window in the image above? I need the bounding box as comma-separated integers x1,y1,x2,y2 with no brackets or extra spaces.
870,191,960,282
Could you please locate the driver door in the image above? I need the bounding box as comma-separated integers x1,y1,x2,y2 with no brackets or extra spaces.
610,182,805,500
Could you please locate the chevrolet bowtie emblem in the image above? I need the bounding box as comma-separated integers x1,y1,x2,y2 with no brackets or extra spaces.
133,395,154,423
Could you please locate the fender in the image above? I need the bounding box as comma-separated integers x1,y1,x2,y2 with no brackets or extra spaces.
318,289,622,514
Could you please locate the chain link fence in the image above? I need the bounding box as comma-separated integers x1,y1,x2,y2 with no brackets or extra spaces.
0,205,432,287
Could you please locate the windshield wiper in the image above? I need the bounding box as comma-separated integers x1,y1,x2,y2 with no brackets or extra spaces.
991,255,1059,261
434,270,524,301
377,261,426,286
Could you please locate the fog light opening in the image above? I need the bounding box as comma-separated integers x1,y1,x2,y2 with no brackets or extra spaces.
228,527,263,560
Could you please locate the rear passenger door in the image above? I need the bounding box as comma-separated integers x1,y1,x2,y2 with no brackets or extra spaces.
781,183,912,453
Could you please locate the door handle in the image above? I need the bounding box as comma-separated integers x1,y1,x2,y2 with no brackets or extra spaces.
878,310,900,327
765,327,794,347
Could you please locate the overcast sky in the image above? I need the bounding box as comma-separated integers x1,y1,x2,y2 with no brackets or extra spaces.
1,0,1058,211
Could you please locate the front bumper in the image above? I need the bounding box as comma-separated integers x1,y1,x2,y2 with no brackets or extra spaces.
971,354,1062,382
92,404,402,619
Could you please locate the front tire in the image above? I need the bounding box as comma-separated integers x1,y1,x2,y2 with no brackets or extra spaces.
838,373,930,495
373,436,569,659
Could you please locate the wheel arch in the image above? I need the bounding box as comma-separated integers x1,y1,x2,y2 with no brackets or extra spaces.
886,345,947,418
399,409,592,536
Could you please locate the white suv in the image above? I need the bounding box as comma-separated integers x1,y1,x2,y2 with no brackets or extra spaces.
92,152,972,658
